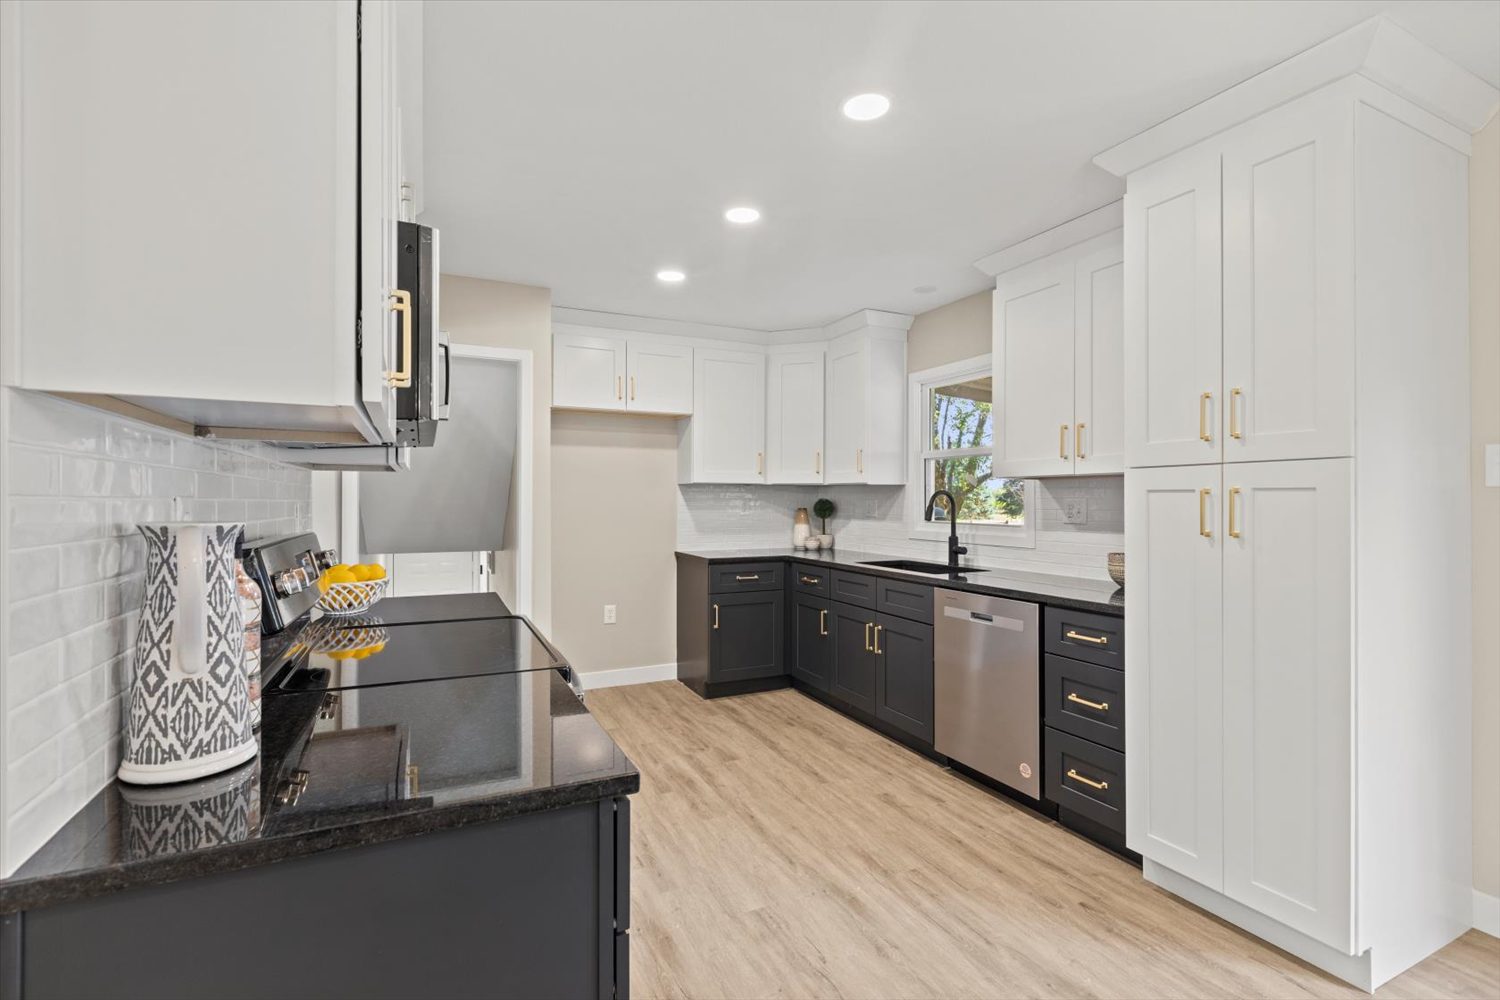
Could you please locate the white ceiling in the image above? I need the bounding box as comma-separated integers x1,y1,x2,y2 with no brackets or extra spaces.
423,0,1500,331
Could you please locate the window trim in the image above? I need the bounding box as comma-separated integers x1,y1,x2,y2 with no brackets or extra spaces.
907,356,1036,549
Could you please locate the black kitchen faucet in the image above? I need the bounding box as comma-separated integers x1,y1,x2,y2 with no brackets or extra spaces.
923,490,967,571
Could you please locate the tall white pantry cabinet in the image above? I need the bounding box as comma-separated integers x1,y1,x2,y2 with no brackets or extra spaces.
1100,19,1495,990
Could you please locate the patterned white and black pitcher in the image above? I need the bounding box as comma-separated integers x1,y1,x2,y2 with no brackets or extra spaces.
118,522,257,785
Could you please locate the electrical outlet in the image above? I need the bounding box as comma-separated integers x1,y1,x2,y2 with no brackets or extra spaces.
1062,498,1088,525
603,604,617,625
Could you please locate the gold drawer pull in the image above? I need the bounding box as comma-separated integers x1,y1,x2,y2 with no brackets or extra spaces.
386,290,413,387
712,603,720,629
864,622,873,652
1066,768,1109,792
800,575,820,586
1067,692,1110,712
616,375,623,400
1059,424,1069,459
873,624,883,655
815,450,821,475
819,609,827,636
1064,629,1108,646
406,763,420,795
735,574,760,582
1229,387,1242,439
630,375,636,401
1076,423,1085,460
1199,392,1212,442
1199,487,1212,538
1228,487,1242,538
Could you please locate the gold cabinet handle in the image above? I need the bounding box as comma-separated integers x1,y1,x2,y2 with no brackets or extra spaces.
1064,630,1108,646
712,603,720,629
1199,488,1212,538
630,375,636,401
1060,424,1070,459
1066,768,1109,791
864,622,873,652
1076,423,1085,460
1229,387,1242,440
815,450,821,475
1228,487,1242,539
757,451,764,476
735,574,760,581
819,609,828,637
616,375,623,400
406,763,420,795
385,290,413,387
856,448,863,474
1066,692,1110,712
873,624,884,655
799,575,820,586
1199,392,1213,442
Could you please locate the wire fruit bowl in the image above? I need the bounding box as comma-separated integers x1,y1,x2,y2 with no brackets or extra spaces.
316,579,388,617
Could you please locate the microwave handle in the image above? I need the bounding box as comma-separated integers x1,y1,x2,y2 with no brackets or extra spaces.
437,332,452,421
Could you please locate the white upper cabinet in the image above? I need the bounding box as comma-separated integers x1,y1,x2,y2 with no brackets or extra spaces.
552,332,627,410
1221,102,1353,463
766,348,825,484
679,349,766,484
552,329,692,414
992,230,1124,478
823,328,906,485
1124,149,1223,468
626,340,693,415
0,0,410,445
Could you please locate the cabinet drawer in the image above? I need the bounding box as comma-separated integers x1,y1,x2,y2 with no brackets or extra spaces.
829,570,878,609
1043,606,1123,669
709,562,781,593
790,566,830,597
1043,655,1124,752
1043,728,1125,834
877,578,933,624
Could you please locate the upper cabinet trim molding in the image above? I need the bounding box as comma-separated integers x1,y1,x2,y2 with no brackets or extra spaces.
551,306,912,349
1094,16,1499,177
973,201,1124,278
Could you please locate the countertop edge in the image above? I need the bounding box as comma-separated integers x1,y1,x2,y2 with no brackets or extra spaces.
675,549,1124,616
0,771,640,915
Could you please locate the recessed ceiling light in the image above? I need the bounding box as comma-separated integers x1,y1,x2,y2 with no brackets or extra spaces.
725,206,761,224
656,269,686,283
842,93,890,121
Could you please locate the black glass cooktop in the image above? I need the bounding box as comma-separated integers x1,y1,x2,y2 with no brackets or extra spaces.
269,616,567,693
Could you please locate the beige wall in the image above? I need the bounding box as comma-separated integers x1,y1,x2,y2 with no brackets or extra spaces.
550,411,680,673
907,289,991,372
1471,114,1499,902
439,275,554,631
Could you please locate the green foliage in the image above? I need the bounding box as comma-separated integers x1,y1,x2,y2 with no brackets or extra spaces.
929,387,1023,525
813,498,835,533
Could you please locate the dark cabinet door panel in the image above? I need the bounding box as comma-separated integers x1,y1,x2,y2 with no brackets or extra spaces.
790,567,831,597
877,578,934,624
790,594,832,692
709,591,784,682
829,602,877,712
829,571,878,610
1043,654,1124,751
874,613,934,743
710,562,782,594
1043,728,1126,835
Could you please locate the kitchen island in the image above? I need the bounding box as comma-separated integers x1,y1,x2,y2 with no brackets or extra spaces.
0,595,637,1000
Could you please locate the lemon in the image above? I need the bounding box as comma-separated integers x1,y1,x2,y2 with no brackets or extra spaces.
365,564,387,580
324,567,357,585
351,564,377,582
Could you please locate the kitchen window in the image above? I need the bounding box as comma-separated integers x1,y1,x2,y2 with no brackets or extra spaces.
908,356,1034,548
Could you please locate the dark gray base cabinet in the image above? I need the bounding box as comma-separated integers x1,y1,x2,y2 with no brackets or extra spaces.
677,557,787,698
829,601,878,713
873,613,934,744
710,591,784,683
789,594,832,692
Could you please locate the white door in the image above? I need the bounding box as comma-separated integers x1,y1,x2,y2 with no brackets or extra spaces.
1221,458,1353,951
690,348,766,482
390,552,484,596
1073,237,1126,474
1125,464,1223,889
1125,148,1223,468
553,332,626,410
824,336,867,483
766,349,825,484
1221,101,1354,463
626,340,693,414
993,258,1077,477
359,0,400,444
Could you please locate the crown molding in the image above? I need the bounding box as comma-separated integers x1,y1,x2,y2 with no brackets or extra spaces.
550,305,914,347
973,201,1123,278
1094,16,1500,177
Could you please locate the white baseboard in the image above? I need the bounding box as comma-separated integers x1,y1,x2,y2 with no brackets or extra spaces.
1476,889,1500,939
576,662,677,690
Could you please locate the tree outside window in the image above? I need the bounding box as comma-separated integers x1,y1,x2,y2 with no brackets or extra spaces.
922,375,1025,525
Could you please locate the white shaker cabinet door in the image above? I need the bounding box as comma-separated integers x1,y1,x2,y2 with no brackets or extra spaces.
1221,458,1353,952
1125,464,1224,889
1073,237,1126,474
687,348,766,483
1125,149,1223,468
1221,101,1354,464
993,258,1077,477
824,337,867,483
627,340,693,415
766,349,825,484
553,332,627,410
360,0,401,443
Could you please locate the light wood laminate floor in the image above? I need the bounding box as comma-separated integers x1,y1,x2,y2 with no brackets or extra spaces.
586,682,1499,1000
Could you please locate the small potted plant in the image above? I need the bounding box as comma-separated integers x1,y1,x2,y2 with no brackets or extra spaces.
812,498,836,549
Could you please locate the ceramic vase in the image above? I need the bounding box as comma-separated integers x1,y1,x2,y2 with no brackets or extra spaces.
119,522,257,785
793,508,811,549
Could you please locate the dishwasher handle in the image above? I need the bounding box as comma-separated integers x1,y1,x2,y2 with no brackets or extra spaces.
941,605,1026,631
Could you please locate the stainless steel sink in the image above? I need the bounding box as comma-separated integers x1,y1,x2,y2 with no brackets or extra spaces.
859,558,987,575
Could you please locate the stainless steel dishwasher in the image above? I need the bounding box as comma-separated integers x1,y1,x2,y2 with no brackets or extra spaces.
934,589,1040,798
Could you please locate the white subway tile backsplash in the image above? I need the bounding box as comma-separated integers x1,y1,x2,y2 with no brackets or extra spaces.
3,389,314,875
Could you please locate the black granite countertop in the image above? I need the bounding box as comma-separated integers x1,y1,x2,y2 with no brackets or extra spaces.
676,547,1124,615
1,600,638,914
